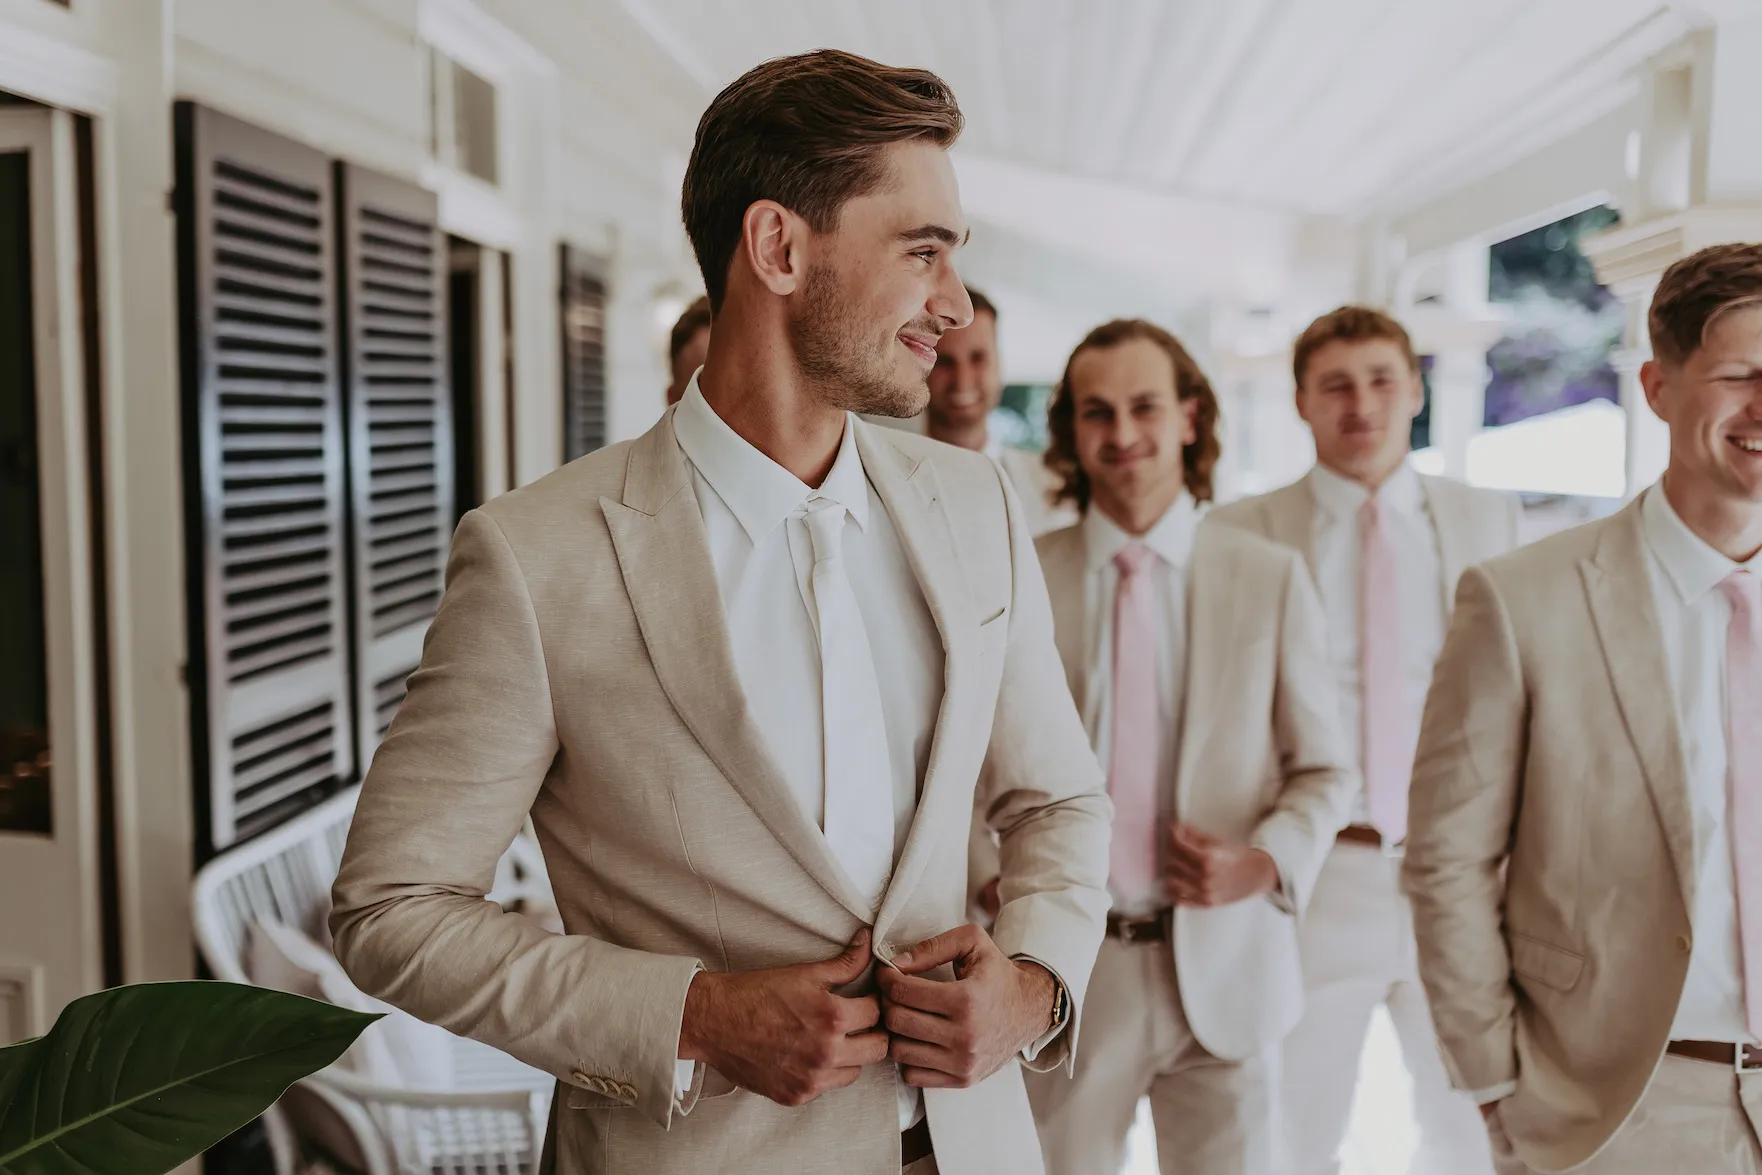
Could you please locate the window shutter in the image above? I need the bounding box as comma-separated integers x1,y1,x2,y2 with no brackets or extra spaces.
174,103,353,854
336,163,452,768
559,244,608,463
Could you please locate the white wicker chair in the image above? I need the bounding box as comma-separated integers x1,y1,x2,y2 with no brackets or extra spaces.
192,785,556,1175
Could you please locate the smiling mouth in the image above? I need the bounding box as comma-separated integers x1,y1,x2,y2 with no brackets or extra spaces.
899,336,937,364
1733,437,1762,453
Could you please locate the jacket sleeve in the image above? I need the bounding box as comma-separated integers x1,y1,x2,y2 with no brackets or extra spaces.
1249,549,1356,914
1401,565,1525,1095
980,468,1113,1076
329,509,703,1128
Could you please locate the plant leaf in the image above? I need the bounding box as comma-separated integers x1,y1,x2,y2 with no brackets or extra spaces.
0,980,378,1175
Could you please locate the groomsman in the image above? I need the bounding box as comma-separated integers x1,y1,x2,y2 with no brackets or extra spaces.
1212,306,1520,1175
1405,244,1762,1173
926,287,1074,537
664,295,711,405
1013,318,1354,1175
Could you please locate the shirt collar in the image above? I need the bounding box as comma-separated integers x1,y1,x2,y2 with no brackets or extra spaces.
1083,492,1199,573
1640,481,1762,604
982,431,1004,462
1308,460,1426,521
673,374,869,543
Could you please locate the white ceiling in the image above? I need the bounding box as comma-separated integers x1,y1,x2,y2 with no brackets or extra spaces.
609,0,1697,220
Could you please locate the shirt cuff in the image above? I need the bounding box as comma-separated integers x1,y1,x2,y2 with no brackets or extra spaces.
674,964,704,1107
1264,853,1297,915
1469,1080,1517,1105
673,1059,698,1102
1011,954,1069,1061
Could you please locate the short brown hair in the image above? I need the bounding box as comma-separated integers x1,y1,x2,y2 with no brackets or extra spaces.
681,50,963,312
967,286,996,322
1044,319,1222,508
669,295,712,365
1648,243,1762,366
1292,305,1419,387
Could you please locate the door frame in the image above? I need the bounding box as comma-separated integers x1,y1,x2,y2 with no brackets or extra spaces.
0,105,104,1038
0,3,197,993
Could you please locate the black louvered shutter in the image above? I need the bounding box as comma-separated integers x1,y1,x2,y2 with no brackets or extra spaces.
336,163,452,768
560,244,608,463
175,104,353,854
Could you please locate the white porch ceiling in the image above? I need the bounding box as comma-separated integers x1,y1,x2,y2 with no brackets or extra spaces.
609,0,1696,221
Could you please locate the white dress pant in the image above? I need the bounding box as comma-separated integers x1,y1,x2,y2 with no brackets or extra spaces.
1488,1056,1762,1174
1282,842,1493,1175
1025,933,1274,1175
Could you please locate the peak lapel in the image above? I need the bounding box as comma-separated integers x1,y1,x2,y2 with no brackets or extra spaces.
1580,505,1697,914
856,427,981,934
601,413,872,921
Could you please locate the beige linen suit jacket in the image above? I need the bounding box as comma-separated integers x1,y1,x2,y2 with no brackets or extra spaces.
1206,471,1524,607
329,410,1113,1175
1401,499,1702,1173
1026,517,1356,1061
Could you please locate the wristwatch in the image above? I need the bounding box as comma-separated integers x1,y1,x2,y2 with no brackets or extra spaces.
1046,971,1070,1035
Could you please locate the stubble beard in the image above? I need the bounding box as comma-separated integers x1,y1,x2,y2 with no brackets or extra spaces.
790,263,932,420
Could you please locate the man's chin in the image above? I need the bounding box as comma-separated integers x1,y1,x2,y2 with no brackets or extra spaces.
858,381,931,420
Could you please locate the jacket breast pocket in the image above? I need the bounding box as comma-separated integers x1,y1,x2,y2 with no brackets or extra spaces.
1509,932,1585,992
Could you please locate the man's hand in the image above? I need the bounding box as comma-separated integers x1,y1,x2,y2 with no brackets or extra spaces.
677,929,887,1107
1165,822,1280,907
877,924,1055,1089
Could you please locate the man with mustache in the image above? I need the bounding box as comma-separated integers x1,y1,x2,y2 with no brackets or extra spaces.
1405,244,1762,1172
330,49,1112,1175
1212,306,1521,1175
1019,318,1353,1175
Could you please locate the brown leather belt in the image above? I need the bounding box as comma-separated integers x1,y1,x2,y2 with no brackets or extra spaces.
901,1118,933,1164
1337,824,1388,849
1668,1040,1762,1072
1105,909,1171,943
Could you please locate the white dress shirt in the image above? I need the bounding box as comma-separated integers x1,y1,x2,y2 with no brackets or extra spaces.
1077,495,1199,918
673,380,942,1126
1306,463,1447,828
1639,483,1759,1045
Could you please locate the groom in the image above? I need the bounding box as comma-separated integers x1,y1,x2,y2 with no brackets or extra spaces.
330,49,1112,1175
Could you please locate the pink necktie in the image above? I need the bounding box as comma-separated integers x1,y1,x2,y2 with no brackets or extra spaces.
1719,570,1762,1039
1360,497,1411,844
1109,544,1162,899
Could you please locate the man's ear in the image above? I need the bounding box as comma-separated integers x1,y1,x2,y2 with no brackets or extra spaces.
1639,358,1670,424
741,200,806,298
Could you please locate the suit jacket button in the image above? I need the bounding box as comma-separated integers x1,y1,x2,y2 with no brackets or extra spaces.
1676,933,1692,953
619,1083,638,1101
571,1070,592,1086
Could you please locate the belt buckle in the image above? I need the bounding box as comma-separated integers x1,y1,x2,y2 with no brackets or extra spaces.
1739,1044,1762,1076
1119,918,1145,944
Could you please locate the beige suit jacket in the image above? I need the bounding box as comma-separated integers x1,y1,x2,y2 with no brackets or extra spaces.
1206,470,1524,608
1022,517,1355,1060
329,411,1113,1175
1401,499,1699,1173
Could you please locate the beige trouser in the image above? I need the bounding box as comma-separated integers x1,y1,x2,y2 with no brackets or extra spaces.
902,1156,938,1174
1283,843,1492,1175
1489,1055,1762,1173
1025,934,1274,1175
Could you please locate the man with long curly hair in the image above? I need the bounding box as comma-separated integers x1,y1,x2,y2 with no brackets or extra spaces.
1007,318,1353,1175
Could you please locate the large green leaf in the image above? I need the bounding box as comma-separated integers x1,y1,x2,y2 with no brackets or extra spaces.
0,980,378,1175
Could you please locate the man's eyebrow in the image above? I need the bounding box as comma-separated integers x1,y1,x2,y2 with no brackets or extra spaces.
898,224,970,247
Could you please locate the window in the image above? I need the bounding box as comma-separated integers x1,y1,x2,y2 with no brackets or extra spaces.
428,48,499,186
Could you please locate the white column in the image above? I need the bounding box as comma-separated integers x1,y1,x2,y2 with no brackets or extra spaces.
1613,289,1670,494
1427,348,1489,481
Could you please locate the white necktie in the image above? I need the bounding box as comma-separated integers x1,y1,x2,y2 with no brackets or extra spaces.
801,496,896,912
